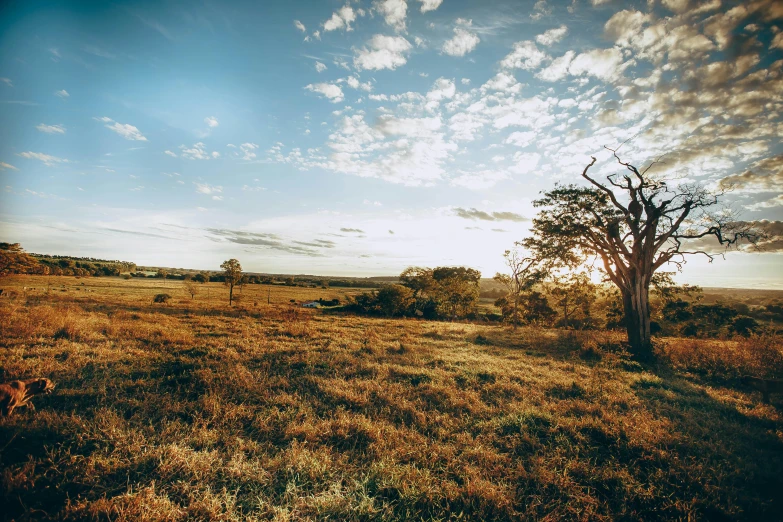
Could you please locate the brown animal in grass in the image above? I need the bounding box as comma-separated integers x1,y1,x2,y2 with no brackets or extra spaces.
0,378,56,417
742,376,783,404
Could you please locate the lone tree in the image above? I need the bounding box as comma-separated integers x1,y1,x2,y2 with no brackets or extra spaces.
522,150,757,360
220,259,243,306
493,249,544,328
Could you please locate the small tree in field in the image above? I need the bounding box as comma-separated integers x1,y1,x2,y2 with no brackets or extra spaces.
184,281,199,300
220,259,243,306
522,150,758,360
493,249,545,328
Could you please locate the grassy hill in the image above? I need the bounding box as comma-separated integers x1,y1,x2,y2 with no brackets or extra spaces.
0,276,781,521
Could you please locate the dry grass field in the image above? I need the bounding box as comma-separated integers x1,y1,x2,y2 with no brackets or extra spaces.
1,276,782,521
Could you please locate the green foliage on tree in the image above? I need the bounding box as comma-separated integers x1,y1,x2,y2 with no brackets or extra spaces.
0,243,41,276
521,151,758,360
220,259,243,305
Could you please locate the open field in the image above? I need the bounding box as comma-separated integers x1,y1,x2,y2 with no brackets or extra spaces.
1,276,782,521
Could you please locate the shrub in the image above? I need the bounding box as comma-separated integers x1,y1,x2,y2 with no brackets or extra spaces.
153,293,172,304
731,316,760,337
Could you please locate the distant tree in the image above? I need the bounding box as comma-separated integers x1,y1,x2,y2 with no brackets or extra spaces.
193,272,208,283
522,150,759,360
493,249,545,328
220,259,243,305
0,243,39,276
548,272,597,329
432,266,481,317
184,281,199,300
156,268,168,281
399,267,436,298
375,284,415,317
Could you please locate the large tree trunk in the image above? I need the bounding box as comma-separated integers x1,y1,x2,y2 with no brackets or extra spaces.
622,276,653,361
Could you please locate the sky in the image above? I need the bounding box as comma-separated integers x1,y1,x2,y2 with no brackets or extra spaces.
1,0,782,287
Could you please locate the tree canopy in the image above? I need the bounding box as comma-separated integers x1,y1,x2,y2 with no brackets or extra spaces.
521,150,758,359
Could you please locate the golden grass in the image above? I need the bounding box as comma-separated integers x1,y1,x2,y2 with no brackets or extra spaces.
0,275,782,521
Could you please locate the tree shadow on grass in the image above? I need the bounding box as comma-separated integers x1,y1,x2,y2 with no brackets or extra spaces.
630,371,783,521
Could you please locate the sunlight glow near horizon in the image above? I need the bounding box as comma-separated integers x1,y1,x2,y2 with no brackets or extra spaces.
1,0,781,287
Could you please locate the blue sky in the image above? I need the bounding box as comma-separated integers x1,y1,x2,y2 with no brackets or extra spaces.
1,0,782,286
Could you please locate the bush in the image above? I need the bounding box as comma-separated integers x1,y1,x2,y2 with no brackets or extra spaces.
731,316,760,337
153,293,172,304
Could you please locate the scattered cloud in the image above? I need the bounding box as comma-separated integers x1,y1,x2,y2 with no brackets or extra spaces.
453,207,528,222
536,25,568,46
315,61,327,73
180,142,215,160
443,20,481,57
207,228,326,257
17,151,68,166
417,0,443,13
0,162,18,170
204,116,219,128
340,227,365,233
164,150,177,157
719,155,783,193
36,123,66,134
323,4,357,32
530,0,552,20
306,82,345,103
354,35,413,71
500,41,548,70
55,89,69,98
240,143,259,160
376,0,407,32
294,20,306,33
0,78,12,87
95,117,147,141
194,182,222,195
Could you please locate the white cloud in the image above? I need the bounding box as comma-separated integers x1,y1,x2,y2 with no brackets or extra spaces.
305,82,345,103
568,47,628,82
530,0,552,20
535,50,574,81
500,41,548,70
17,151,68,166
505,131,536,147
772,32,783,51
376,0,407,31
417,0,443,12
315,61,327,73
180,142,212,160
344,76,373,91
195,182,222,195
55,89,69,98
294,20,306,32
442,24,481,57
323,5,356,31
240,143,259,160
36,123,66,134
0,162,18,170
204,116,219,128
354,35,413,71
1,78,12,87
509,152,541,175
748,194,783,210
164,150,177,157
96,117,147,141
211,151,220,158
536,25,568,46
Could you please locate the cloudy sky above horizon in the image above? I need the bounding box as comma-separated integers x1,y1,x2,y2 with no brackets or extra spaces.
1,0,782,287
